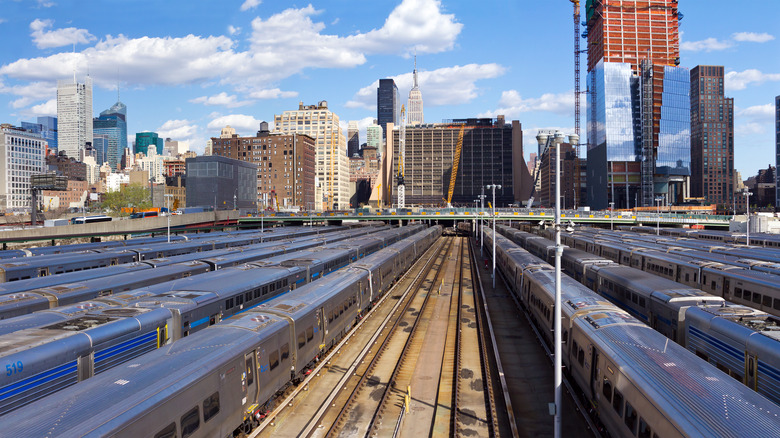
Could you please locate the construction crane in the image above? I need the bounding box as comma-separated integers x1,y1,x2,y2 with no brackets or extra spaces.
571,0,582,209
446,125,466,208
397,105,406,208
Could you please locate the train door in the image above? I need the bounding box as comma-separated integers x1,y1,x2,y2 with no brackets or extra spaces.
317,308,325,349
589,345,600,398
244,352,257,405
723,278,731,300
746,354,758,391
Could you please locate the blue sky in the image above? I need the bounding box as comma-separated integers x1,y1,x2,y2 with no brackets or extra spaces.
0,0,778,178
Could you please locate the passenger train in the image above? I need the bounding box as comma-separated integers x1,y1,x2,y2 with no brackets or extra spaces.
1,226,442,437
498,224,780,406
485,228,780,437
0,225,425,417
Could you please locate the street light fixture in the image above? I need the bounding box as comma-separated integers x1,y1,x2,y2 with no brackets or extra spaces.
655,196,664,236
744,189,753,246
473,200,479,235
478,192,486,257
609,201,615,231
486,184,501,289
164,194,174,243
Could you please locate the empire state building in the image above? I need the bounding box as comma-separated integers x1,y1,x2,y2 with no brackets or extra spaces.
407,57,424,126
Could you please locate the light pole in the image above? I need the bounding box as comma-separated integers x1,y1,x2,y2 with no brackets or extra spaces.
744,189,753,245
473,200,479,234
655,196,664,236
486,184,501,289
478,192,486,257
552,131,563,438
609,201,615,231
164,194,174,243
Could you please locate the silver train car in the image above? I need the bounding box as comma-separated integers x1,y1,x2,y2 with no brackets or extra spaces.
0,225,425,416
1,226,441,437
484,227,780,436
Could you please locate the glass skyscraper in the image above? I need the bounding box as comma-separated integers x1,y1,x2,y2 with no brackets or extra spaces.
377,79,399,138
135,131,163,156
93,100,127,170
21,116,57,152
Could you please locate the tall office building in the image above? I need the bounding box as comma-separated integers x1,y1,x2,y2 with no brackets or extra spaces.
585,0,689,210
347,121,360,157
211,123,316,210
377,79,400,138
93,99,127,170
386,117,532,207
407,57,424,125
57,76,93,159
92,134,110,166
135,131,163,156
776,95,780,210
0,125,48,211
690,66,734,207
366,121,383,156
274,101,350,211
21,116,58,153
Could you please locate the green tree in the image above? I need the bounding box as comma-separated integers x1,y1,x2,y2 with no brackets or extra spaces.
100,184,152,215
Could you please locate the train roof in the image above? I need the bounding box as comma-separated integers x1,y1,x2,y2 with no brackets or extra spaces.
580,317,780,435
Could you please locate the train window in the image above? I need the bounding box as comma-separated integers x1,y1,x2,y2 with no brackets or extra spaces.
245,357,254,386
263,286,269,295
577,348,585,367
711,281,716,290
269,351,279,370
572,340,579,357
774,299,780,311
637,418,652,438
695,350,709,362
612,390,624,417
254,289,261,299
298,332,306,348
154,423,177,438
284,279,289,286
763,295,772,307
624,402,637,435
237,295,244,306
306,326,314,341
281,343,290,361
180,406,200,438
734,288,743,299
203,392,220,422
638,297,646,307
246,292,252,302
753,293,761,305
685,273,690,282
744,290,752,301
602,377,612,403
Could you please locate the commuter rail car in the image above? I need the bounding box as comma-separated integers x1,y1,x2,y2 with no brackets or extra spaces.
483,228,780,436
0,225,429,416
0,226,442,436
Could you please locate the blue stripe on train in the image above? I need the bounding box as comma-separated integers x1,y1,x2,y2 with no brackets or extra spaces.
0,360,78,402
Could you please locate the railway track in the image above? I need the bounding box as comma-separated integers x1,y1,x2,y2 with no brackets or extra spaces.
253,235,497,437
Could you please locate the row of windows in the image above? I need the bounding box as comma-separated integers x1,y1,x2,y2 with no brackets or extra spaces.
328,294,358,324
601,278,647,308
154,392,220,438
733,287,780,310
601,379,657,438
224,279,289,311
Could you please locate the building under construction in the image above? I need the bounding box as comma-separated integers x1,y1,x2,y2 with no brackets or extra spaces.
384,117,531,207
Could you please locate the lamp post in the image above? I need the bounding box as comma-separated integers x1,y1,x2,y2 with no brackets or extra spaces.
552,131,563,438
478,192,486,257
744,189,753,246
609,201,615,231
486,184,501,289
474,200,479,234
164,194,174,243
655,196,664,236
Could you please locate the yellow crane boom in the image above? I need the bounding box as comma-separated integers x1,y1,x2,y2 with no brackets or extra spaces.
446,125,466,206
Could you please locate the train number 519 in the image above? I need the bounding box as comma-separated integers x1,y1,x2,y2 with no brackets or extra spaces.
6,361,23,376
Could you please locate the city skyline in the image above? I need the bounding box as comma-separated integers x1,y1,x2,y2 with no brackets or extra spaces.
0,0,778,178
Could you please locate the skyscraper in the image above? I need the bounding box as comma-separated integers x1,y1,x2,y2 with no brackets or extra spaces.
93,99,127,170
0,125,47,211
57,76,93,159
274,101,350,211
407,57,424,125
347,121,360,157
135,132,163,156
585,0,689,210
22,116,58,153
690,66,734,208
366,121,383,155
377,79,400,138
776,95,780,210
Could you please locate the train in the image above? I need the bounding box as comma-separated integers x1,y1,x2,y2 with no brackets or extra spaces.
1,226,442,437
497,224,780,406
619,225,780,248
485,227,780,436
0,226,389,320
0,226,351,282
0,225,426,417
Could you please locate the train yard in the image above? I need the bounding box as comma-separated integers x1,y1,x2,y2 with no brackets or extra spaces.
2,221,780,436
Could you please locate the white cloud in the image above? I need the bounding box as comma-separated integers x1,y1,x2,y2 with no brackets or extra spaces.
346,63,505,109
0,18,7,24
37,0,55,7
247,88,298,99
30,19,95,49
732,32,775,43
725,69,780,91
680,37,733,52
227,25,241,36
735,122,766,136
0,81,56,108
240,0,261,11
738,103,774,120
478,90,580,120
157,119,198,140
28,98,56,117
189,92,252,108
207,114,264,135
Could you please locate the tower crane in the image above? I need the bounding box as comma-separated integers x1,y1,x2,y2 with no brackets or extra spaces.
446,125,466,208
571,0,582,208
396,105,406,208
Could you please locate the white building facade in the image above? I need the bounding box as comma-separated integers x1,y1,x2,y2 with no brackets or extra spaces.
0,125,48,211
274,101,350,211
57,76,93,159
407,57,424,126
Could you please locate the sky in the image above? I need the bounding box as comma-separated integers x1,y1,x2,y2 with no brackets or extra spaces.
0,0,778,178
